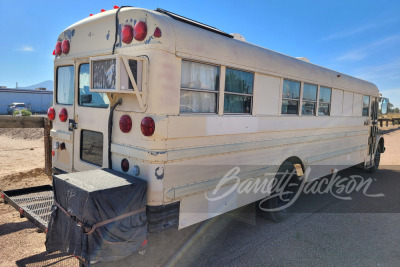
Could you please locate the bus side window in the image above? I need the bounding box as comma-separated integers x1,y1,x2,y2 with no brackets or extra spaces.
281,79,300,115
362,95,370,117
180,60,219,113
319,87,331,116
224,68,253,114
302,83,317,116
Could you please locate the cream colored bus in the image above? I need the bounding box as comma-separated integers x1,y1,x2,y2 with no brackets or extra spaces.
48,7,386,231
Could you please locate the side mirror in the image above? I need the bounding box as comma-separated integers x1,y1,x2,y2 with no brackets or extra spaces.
381,98,388,115
80,94,92,104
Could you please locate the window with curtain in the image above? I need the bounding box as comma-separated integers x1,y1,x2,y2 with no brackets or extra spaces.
180,60,219,113
318,86,331,116
281,79,300,115
362,95,370,117
224,68,253,114
302,83,317,115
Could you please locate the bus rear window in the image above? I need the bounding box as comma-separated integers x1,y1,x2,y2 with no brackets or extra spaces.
57,66,74,105
79,64,109,108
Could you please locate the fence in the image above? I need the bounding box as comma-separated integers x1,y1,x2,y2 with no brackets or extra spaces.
0,116,52,175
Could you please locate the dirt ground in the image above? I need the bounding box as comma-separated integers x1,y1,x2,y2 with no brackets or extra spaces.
0,126,399,266
0,129,77,266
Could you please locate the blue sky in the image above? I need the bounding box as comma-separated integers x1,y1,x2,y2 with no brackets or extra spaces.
0,0,399,108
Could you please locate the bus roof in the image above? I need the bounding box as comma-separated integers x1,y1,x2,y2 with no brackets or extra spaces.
56,7,379,96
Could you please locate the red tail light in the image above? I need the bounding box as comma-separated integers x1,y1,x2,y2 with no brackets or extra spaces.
90,14,93,16
55,42,62,56
101,9,106,12
62,40,70,54
114,5,119,9
59,108,68,122
121,25,134,44
141,117,155,136
121,158,129,172
134,21,147,41
52,50,55,55
47,107,55,121
52,150,55,157
119,115,132,133
1,193,4,199
154,27,162,38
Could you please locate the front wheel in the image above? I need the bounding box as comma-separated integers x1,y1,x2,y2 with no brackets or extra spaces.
368,145,381,173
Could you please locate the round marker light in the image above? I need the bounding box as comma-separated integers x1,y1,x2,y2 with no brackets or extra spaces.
121,158,129,172
47,107,55,121
132,165,140,176
59,108,68,122
154,27,162,38
62,40,70,54
134,21,147,41
119,115,132,133
121,25,134,44
55,42,62,56
141,117,155,136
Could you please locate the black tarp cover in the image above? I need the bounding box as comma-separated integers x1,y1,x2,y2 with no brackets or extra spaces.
45,168,147,262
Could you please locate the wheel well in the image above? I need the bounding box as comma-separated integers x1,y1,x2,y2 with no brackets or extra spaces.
281,156,305,172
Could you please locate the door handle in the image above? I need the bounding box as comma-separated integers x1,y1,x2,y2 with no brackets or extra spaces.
68,119,78,131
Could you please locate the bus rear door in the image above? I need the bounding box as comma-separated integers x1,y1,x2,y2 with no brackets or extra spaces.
72,60,110,171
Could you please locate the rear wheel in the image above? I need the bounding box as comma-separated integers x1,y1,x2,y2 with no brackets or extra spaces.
257,161,302,222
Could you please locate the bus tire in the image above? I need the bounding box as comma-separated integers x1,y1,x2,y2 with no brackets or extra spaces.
257,161,301,222
368,145,381,173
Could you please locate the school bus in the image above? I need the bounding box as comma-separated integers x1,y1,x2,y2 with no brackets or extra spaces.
48,7,386,232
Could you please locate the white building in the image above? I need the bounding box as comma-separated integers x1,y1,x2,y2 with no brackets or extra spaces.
0,88,53,114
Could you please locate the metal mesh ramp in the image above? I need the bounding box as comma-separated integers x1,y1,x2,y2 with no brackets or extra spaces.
2,185,54,232
11,190,54,228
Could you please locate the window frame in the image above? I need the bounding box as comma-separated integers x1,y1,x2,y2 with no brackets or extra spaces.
223,67,254,115
180,59,220,114
318,86,332,116
78,63,109,109
56,65,75,105
281,79,301,115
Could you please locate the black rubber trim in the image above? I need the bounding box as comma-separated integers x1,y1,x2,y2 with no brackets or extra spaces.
147,202,180,233
156,8,233,38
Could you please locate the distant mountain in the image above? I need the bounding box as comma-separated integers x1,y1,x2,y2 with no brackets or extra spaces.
20,80,54,91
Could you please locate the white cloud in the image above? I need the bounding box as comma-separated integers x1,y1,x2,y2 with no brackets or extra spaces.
354,60,400,81
336,34,400,62
321,24,377,41
16,46,34,52
321,18,398,41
